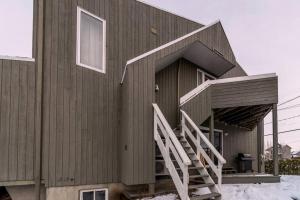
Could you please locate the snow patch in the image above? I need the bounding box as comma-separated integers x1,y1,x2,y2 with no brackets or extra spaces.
143,176,300,200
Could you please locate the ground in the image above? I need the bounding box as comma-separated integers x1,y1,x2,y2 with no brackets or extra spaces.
143,176,300,200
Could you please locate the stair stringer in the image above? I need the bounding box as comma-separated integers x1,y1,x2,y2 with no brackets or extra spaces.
180,137,221,198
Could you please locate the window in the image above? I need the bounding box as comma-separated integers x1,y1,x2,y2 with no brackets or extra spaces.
80,189,108,200
77,7,106,73
197,69,215,86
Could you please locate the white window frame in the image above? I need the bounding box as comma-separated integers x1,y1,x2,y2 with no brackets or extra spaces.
80,188,108,200
76,7,106,73
197,68,216,86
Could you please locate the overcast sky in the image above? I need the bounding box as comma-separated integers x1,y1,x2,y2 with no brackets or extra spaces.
0,0,300,150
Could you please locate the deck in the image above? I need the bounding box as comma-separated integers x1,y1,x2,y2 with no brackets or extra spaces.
221,173,280,184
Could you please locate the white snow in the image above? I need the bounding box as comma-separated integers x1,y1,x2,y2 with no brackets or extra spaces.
143,176,300,200
222,176,300,200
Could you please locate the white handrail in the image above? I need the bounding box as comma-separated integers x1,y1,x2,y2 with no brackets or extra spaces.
180,73,277,106
181,110,226,190
153,104,191,200
153,104,191,165
181,110,226,164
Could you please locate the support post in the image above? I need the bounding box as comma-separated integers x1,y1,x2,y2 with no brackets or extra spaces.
272,104,279,176
209,110,215,161
257,119,265,173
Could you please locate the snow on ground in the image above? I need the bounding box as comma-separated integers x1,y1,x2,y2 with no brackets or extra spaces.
143,176,300,200
222,176,300,200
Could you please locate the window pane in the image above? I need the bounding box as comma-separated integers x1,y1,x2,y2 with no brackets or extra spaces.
95,191,106,200
80,11,104,70
82,191,94,200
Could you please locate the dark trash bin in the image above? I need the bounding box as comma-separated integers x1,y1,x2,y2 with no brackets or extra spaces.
236,153,254,173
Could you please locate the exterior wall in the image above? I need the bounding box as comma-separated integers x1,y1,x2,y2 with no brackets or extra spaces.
41,0,201,187
211,76,278,108
155,58,199,128
215,122,258,172
121,22,238,185
0,60,36,183
178,59,198,97
120,59,156,185
156,60,179,128
6,185,46,200
46,183,123,200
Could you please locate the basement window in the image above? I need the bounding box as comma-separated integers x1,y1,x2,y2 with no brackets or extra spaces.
77,7,106,73
80,189,108,200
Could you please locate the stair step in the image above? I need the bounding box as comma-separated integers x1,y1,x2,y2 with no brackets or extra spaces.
188,183,215,190
189,174,209,179
191,192,221,200
176,166,204,171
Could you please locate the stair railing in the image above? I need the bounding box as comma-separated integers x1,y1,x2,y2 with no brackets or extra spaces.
153,104,191,200
180,110,226,191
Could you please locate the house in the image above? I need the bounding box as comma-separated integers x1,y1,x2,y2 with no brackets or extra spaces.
292,151,300,159
0,0,280,200
265,144,292,160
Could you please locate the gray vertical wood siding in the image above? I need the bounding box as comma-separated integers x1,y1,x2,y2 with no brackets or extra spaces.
215,122,258,172
121,22,240,185
0,60,36,182
42,0,123,187
211,77,278,108
40,0,202,187
155,58,202,129
0,0,277,188
155,60,179,128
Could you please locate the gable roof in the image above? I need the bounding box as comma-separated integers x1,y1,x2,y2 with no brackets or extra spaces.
121,20,237,84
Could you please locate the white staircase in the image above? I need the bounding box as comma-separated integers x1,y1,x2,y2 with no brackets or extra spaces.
153,104,226,200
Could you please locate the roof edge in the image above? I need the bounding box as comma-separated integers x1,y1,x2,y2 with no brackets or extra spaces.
120,20,220,84
136,0,204,27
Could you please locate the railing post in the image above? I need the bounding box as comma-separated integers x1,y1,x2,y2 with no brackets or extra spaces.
181,114,185,137
166,133,170,169
154,112,158,140
217,161,222,190
183,165,189,200
197,134,201,159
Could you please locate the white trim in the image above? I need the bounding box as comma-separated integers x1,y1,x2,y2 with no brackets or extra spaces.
180,73,277,106
0,55,35,62
196,68,216,86
136,0,203,26
80,188,108,200
127,20,219,65
76,7,106,74
120,20,220,84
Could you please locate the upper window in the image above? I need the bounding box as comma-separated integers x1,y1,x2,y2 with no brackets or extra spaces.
197,69,215,86
0,0,34,60
77,7,106,73
80,189,108,200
